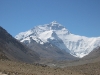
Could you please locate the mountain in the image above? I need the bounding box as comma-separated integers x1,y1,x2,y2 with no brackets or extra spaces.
66,47,100,75
25,39,78,63
14,29,77,61
15,21,100,58
0,26,40,63
82,46,100,61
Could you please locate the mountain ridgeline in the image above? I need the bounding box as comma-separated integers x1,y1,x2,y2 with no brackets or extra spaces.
0,26,40,63
15,21,100,58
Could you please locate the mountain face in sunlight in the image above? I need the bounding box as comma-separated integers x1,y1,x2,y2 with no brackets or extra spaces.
16,21,100,58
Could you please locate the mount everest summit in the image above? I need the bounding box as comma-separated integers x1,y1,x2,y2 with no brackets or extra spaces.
15,21,100,58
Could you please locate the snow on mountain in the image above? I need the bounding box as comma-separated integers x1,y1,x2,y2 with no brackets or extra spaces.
15,21,100,58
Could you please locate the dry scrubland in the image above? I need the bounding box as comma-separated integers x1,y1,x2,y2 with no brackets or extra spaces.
1,59,100,75
67,61,100,75
0,60,83,75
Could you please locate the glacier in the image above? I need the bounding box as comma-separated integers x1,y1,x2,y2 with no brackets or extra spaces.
15,21,100,58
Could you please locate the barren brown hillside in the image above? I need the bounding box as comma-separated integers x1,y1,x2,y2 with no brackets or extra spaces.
67,61,100,75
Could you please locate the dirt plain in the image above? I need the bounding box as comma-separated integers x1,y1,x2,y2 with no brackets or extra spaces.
0,59,83,75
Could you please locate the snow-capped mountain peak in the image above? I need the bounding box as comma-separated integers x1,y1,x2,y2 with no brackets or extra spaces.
15,21,100,58
51,21,58,24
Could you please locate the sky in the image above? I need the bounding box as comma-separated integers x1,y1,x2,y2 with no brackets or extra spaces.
0,0,100,37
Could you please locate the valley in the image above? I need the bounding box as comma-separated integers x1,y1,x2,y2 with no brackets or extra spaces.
0,21,100,75
0,0,100,74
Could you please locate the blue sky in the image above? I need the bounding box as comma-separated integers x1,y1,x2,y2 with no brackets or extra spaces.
0,0,100,37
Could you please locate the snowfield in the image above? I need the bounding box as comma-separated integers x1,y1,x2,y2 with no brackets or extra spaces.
15,21,100,58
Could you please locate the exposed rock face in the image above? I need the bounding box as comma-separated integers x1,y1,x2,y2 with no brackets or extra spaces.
0,26,40,63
